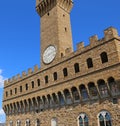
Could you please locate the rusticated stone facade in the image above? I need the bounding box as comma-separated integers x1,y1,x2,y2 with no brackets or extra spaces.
2,0,120,126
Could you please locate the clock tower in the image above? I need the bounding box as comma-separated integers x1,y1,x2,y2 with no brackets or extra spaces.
36,0,73,68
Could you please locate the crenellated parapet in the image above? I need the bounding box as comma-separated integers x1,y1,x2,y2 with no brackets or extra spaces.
4,65,39,86
76,27,120,53
4,27,120,87
36,0,73,17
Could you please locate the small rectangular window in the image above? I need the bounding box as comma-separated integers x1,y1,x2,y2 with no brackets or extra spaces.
20,86,22,92
15,88,17,94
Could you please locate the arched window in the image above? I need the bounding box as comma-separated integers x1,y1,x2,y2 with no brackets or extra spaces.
10,120,13,126
51,118,57,126
31,81,34,88
42,96,48,108
100,52,108,63
26,119,30,126
97,79,108,98
58,92,65,105
53,72,57,81
98,111,112,126
87,58,93,68
16,120,21,126
78,113,89,126
108,77,119,96
79,85,89,101
52,93,58,106
37,79,40,86
26,83,28,90
71,87,80,102
6,91,8,97
36,119,40,126
45,75,48,84
74,63,80,73
64,89,72,104
28,99,33,112
47,94,53,107
88,82,98,99
63,68,68,77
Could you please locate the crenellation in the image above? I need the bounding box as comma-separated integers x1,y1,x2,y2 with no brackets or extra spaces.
104,27,119,41
65,47,72,55
89,35,98,46
28,68,33,74
34,65,39,72
22,71,26,77
77,41,84,51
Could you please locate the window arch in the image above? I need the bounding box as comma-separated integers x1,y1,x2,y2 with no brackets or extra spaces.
45,75,48,84
71,87,80,102
63,68,68,77
51,117,57,126
64,89,72,104
26,119,30,126
58,92,65,105
37,79,40,86
36,119,40,126
16,120,21,126
87,58,93,68
108,77,119,96
78,113,89,126
100,52,108,63
10,120,13,126
98,111,112,126
74,63,80,73
53,72,57,81
97,79,108,98
79,85,89,100
88,82,98,98
31,81,34,88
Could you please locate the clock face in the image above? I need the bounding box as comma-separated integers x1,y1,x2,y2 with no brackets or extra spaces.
43,45,57,64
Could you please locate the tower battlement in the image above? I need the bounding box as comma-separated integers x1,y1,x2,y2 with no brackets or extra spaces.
36,0,73,17
4,27,120,86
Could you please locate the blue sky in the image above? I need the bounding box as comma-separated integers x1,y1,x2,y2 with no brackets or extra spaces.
0,0,120,123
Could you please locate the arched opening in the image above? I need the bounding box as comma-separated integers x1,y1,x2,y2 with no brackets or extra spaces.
64,89,72,104
98,111,112,126
42,96,48,109
32,97,38,113
9,120,13,126
52,93,59,106
51,117,57,126
63,68,68,77
37,79,40,86
45,75,48,84
58,92,65,105
47,94,53,107
36,118,40,126
79,85,89,101
16,120,21,126
26,119,30,126
87,58,93,68
53,72,57,81
71,87,80,102
28,99,33,112
108,77,119,96
100,52,108,63
97,79,108,98
31,81,34,88
88,82,98,99
74,63,80,73
78,113,89,126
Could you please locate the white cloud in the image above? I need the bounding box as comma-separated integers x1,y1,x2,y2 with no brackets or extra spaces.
0,109,5,115
0,109,5,123
0,69,5,88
